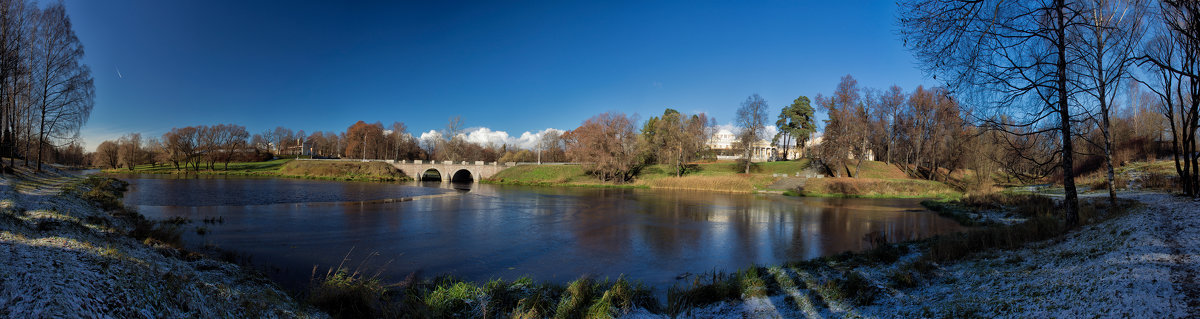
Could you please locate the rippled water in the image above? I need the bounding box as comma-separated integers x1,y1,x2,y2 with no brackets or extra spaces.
115,174,965,291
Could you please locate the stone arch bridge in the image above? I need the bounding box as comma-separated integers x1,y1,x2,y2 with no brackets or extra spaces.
302,159,519,183
390,160,513,183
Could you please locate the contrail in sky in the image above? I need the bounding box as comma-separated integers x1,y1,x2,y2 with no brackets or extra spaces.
115,66,123,79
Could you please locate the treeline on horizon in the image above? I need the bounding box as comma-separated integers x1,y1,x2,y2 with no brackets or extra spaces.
90,118,571,172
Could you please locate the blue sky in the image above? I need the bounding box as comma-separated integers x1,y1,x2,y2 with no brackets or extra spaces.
66,0,936,150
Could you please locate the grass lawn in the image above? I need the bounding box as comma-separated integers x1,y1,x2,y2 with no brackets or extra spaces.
105,158,293,175
103,159,411,182
484,158,964,197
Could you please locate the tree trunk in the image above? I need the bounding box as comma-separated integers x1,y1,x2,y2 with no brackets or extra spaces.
1056,0,1079,227
853,138,866,178
35,103,47,172
1099,91,1117,204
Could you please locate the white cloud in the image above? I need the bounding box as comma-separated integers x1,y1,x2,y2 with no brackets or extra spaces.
420,130,444,143
421,127,565,150
463,127,510,147
514,128,565,149
764,125,778,138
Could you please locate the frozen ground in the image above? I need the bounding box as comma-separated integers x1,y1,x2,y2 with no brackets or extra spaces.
0,165,325,318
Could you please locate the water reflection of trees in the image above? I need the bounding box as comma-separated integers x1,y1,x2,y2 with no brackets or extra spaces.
623,192,965,265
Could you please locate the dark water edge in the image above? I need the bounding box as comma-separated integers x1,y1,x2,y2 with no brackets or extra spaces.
110,173,965,292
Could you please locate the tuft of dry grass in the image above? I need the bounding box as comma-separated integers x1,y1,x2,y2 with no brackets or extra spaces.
802,177,958,198
307,248,399,318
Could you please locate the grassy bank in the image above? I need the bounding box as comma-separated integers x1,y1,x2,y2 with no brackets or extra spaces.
1077,159,1179,192
797,177,960,199
103,159,411,182
486,159,965,198
486,160,810,193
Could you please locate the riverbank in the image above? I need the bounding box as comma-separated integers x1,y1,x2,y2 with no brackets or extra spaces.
285,190,1183,318
0,165,325,317
102,159,411,182
646,191,1192,318
5,164,1191,317
484,159,962,198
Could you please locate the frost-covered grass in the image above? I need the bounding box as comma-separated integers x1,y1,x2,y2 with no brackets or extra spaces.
0,165,324,318
304,268,660,319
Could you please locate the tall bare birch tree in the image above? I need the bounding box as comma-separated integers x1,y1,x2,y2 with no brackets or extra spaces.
31,3,92,171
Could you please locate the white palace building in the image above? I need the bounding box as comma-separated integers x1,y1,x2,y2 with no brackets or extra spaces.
706,129,783,162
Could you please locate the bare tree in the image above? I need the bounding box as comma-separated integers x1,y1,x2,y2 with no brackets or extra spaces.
162,126,199,171
644,109,713,176
877,86,906,164
1071,0,1148,204
31,3,92,172
0,0,33,172
900,0,1087,226
735,94,769,173
143,137,162,167
563,112,640,182
93,140,118,169
816,76,866,177
215,124,248,170
1139,1,1200,197
117,132,140,170
269,126,294,155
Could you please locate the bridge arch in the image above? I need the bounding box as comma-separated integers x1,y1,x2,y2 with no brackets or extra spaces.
420,168,444,181
450,169,476,183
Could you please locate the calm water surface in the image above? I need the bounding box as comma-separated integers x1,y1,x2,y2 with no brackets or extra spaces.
115,174,964,291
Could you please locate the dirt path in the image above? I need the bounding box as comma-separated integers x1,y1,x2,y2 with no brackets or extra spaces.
1154,194,1200,317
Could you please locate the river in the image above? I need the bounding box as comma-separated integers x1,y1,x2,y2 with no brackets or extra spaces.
113,174,965,291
